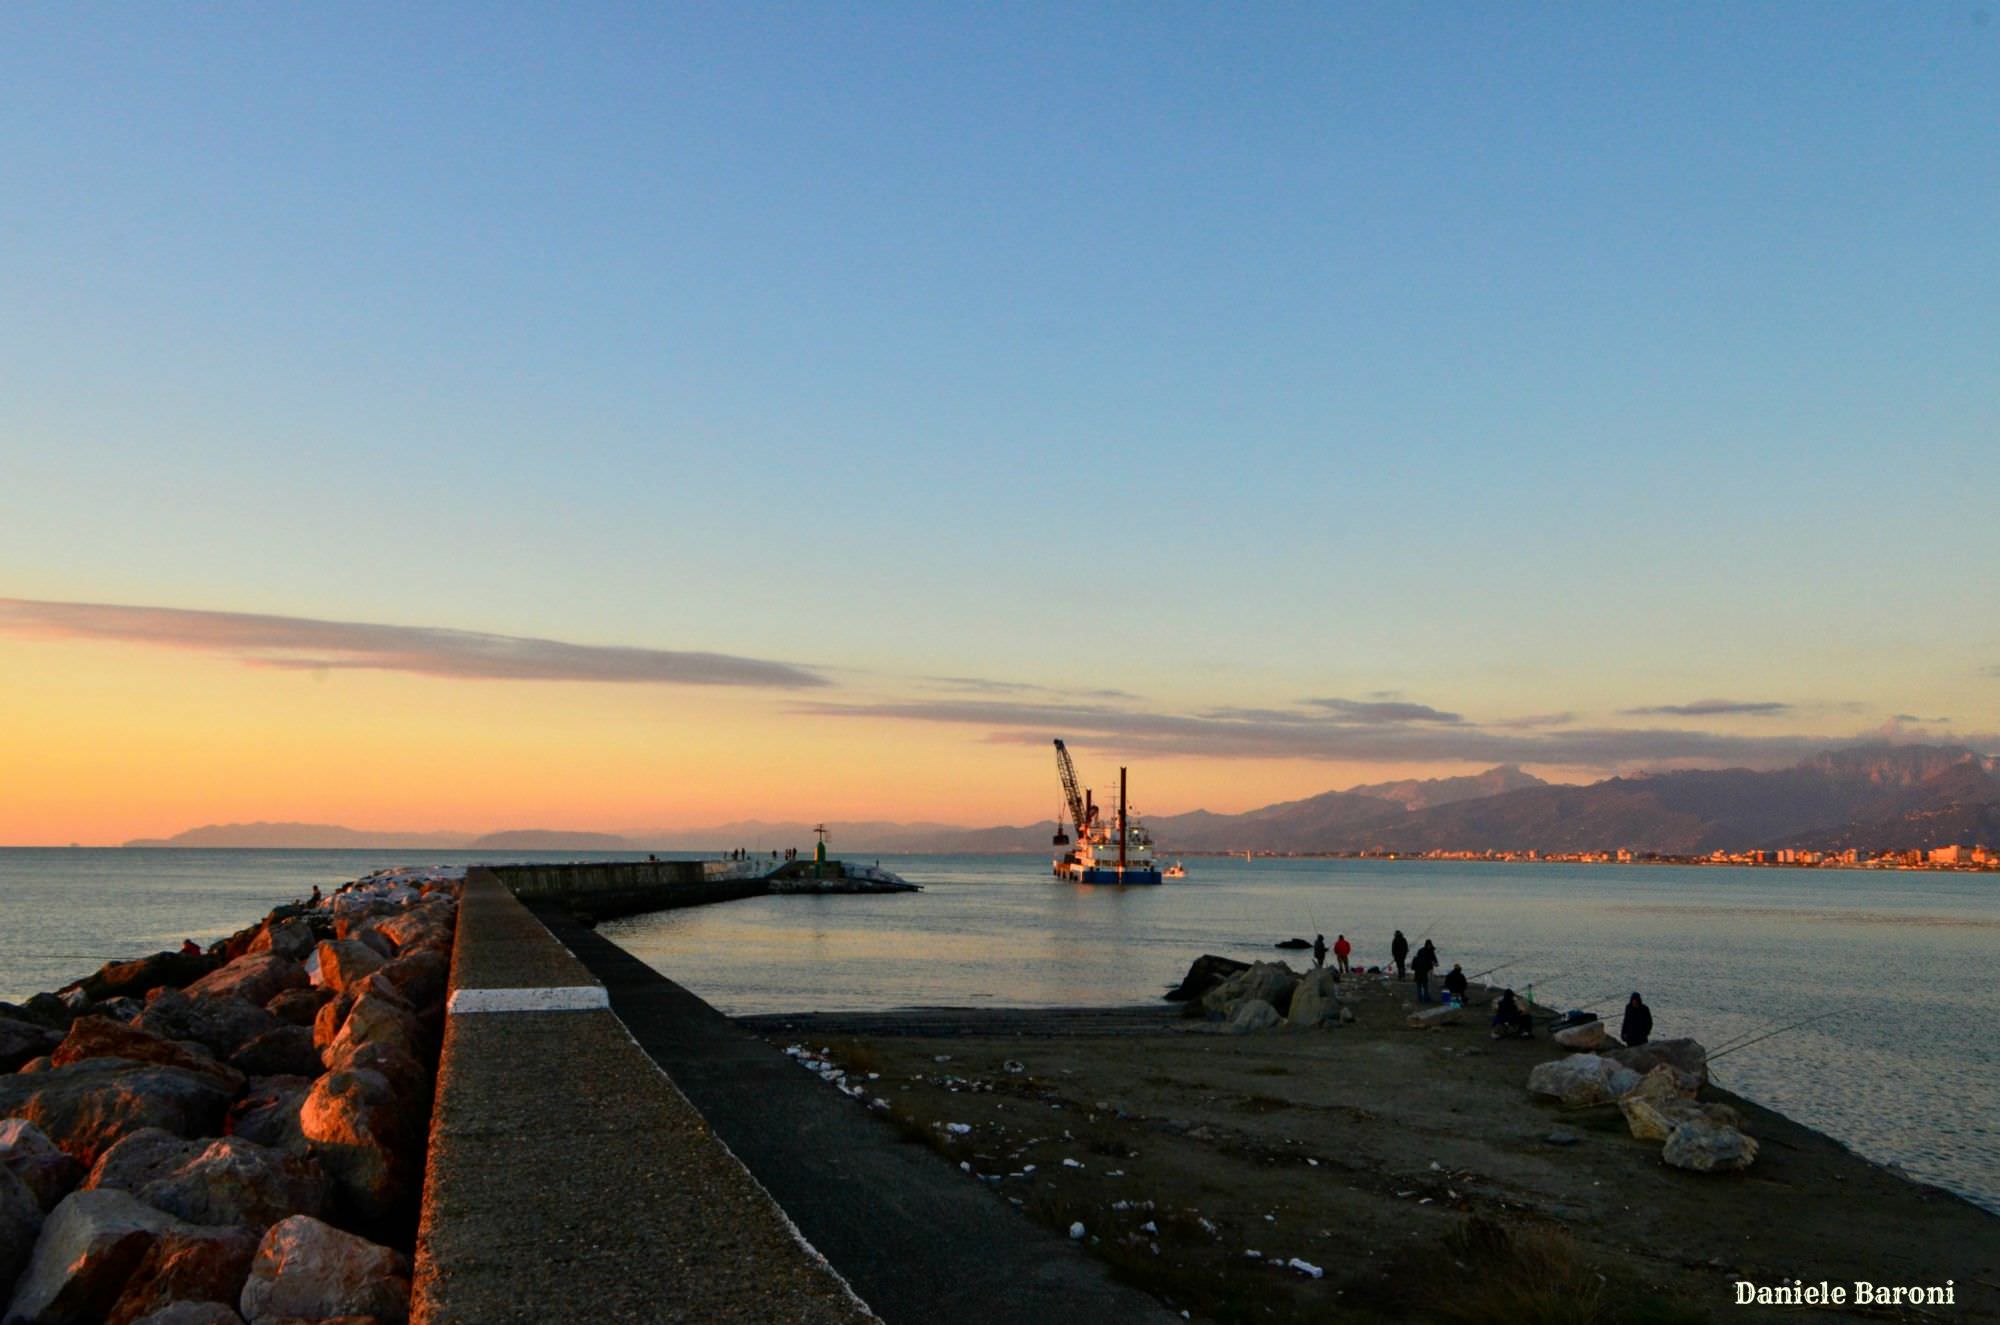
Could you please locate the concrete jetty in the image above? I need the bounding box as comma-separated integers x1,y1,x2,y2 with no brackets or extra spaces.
485,857,917,922
412,871,870,1323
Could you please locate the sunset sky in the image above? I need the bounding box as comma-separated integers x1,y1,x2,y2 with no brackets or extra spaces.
3,5,1995,845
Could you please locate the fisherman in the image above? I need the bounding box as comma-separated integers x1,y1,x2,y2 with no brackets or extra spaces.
1621,992,1653,1047
179,938,202,956
1391,929,1410,979
1411,939,1438,1003
308,884,321,907
1443,963,1468,1003
1490,988,1532,1038
1312,934,1328,968
1333,933,1352,975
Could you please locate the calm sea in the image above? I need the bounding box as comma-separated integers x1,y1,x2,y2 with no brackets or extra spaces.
2,849,1994,1213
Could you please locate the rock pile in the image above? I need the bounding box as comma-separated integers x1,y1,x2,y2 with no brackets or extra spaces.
1525,1037,1758,1172
0,865,461,1324
1170,957,1353,1033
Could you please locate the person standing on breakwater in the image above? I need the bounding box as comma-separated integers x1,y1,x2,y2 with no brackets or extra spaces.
1622,992,1653,1046
1333,934,1352,975
1411,940,1438,1002
1391,929,1410,980
1313,934,1328,968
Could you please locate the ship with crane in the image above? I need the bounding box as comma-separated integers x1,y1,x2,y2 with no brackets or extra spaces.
1049,738,1164,885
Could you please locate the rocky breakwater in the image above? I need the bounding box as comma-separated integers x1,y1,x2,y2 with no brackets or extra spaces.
0,866,461,1325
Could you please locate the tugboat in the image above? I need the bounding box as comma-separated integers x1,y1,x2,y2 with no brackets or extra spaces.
1050,738,1163,885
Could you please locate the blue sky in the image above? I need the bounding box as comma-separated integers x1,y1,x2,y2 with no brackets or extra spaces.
2,3,1996,831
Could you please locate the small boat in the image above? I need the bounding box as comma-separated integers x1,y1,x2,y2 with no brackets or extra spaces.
1163,860,1187,879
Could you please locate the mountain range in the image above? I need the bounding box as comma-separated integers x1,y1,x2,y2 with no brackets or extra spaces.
118,743,1999,856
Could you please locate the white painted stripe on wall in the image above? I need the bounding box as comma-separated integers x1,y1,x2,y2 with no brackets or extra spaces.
447,985,610,1014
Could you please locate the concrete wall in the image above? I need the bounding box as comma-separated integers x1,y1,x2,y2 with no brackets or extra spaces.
485,859,766,920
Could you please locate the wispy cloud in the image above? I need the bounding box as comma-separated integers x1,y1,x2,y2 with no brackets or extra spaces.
792,695,1978,770
1305,696,1463,724
0,599,827,689
1619,699,1792,718
922,675,1138,701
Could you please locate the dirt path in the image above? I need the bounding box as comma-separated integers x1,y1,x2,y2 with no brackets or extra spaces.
746,972,2000,1324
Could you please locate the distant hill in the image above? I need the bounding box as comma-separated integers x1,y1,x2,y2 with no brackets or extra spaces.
119,747,1997,856
122,822,469,849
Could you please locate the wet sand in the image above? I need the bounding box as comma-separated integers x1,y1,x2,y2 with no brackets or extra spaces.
745,973,2000,1324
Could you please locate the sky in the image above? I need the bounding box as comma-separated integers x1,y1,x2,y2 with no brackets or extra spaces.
2,3,1996,844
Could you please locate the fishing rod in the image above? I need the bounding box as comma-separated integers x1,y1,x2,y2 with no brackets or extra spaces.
1466,958,1521,982
1706,1009,1843,1063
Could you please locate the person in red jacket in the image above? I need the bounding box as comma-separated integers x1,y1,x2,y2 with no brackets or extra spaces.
1332,934,1352,975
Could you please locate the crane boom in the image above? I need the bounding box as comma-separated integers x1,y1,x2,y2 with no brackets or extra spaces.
1053,739,1092,839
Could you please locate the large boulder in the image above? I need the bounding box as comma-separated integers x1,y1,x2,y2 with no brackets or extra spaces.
1407,1004,1464,1028
0,1059,235,1167
322,990,423,1070
261,989,330,1030
183,956,306,1011
311,942,384,996
226,1028,322,1081
1621,1063,1697,1107
3,1188,194,1325
0,1118,87,1211
1605,1038,1707,1092
103,1224,258,1325
1286,968,1342,1028
51,1018,244,1094
299,1069,415,1222
137,992,282,1061
1164,955,1251,1004
373,950,447,1013
66,952,220,1005
1,1017,64,1072
1552,1019,1611,1051
237,1215,410,1325
88,1130,328,1233
222,1079,311,1158
322,1042,430,1115
1662,1118,1759,1172
0,1165,43,1298
1525,1054,1644,1108
246,920,315,964
371,902,455,956
1223,999,1281,1034
1621,1093,1743,1144
1200,962,1297,1020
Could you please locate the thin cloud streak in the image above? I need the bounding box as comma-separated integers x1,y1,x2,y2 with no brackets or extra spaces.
1305,696,1464,724
0,598,828,689
1620,699,1792,717
794,696,1989,770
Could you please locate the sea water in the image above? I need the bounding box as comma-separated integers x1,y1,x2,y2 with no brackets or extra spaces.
1,849,1993,1213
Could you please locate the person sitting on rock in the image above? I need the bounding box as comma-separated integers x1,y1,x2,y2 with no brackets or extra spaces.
1443,963,1468,1003
1490,988,1533,1038
179,937,202,955
1621,992,1653,1047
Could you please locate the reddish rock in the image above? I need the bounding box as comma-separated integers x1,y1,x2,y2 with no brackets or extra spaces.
298,1069,414,1223
185,956,307,1010
247,919,315,964
139,991,283,1060
0,1058,236,1167
370,904,454,956
263,989,331,1029
311,992,356,1056
371,951,446,1014
68,951,221,1004
104,1224,259,1325
324,993,423,1070
52,1017,245,1093
237,1215,410,1325
1,1014,64,1071
228,1027,323,1080
17,1055,54,1073
331,904,400,942
3,1188,193,1324
224,1078,312,1158
0,1117,87,1211
322,1041,430,1115
88,1130,328,1233
311,942,386,996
